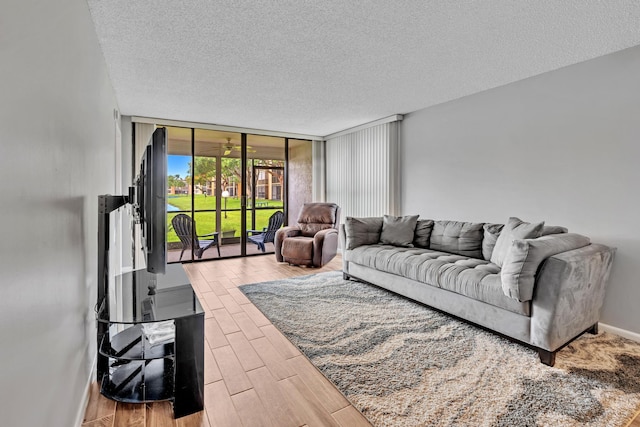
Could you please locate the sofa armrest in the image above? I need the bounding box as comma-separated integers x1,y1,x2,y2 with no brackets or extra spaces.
313,228,339,267
274,226,302,262
340,224,349,273
530,244,615,351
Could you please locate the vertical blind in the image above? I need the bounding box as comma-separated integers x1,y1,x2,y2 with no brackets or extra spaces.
325,120,400,221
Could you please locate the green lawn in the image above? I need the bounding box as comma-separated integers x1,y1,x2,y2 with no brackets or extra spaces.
166,195,283,243
167,194,243,211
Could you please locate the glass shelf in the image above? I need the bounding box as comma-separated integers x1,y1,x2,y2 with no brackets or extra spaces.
97,264,204,416
99,323,174,361
97,264,203,324
100,358,174,403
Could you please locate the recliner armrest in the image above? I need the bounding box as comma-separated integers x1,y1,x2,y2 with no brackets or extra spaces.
313,228,339,267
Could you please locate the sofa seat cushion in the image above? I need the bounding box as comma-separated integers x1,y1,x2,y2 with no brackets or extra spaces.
346,245,530,316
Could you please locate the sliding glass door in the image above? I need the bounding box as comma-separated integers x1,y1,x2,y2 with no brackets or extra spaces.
244,135,285,254
165,126,296,263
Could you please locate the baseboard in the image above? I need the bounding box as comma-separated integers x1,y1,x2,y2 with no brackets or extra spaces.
599,323,640,343
74,355,97,427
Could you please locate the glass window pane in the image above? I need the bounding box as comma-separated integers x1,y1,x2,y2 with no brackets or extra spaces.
167,212,193,262
167,127,193,262
245,135,286,254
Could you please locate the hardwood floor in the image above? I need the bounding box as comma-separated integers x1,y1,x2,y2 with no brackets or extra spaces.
82,254,371,427
82,254,640,427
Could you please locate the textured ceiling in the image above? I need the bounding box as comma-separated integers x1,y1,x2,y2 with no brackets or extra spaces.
87,0,640,136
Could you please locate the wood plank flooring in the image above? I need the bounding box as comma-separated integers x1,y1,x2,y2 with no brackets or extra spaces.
82,254,640,427
82,254,371,427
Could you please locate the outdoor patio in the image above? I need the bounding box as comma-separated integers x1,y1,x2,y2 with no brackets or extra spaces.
166,241,276,263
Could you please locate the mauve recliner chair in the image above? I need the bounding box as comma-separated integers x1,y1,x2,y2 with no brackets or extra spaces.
275,203,341,267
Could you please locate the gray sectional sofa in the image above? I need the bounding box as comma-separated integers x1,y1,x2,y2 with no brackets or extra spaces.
341,215,616,366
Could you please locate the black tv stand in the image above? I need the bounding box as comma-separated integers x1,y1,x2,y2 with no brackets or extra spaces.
96,266,204,418
96,195,204,418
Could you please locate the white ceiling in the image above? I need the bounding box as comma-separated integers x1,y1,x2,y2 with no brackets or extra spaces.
87,0,640,137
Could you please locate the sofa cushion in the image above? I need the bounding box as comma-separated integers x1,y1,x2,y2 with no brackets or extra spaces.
344,217,383,250
501,233,591,302
437,262,529,316
491,217,545,267
429,220,484,258
346,245,529,315
540,225,569,236
482,223,504,260
379,215,419,247
413,219,435,248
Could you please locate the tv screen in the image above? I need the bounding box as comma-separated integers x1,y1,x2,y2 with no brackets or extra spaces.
135,127,167,274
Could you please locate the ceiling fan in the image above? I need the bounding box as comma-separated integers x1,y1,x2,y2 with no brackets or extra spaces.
223,138,255,155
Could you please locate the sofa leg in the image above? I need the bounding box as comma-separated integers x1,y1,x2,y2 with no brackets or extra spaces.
587,323,599,335
538,349,556,366
343,272,350,281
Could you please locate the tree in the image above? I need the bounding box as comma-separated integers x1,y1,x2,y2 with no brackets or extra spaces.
167,174,185,189
221,158,242,196
187,157,216,192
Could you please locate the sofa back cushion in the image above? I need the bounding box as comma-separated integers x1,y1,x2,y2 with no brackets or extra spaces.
429,220,484,258
344,217,383,250
482,223,505,260
413,219,435,248
540,225,569,236
501,233,591,301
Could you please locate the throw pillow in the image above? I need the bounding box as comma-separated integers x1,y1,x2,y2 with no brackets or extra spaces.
379,215,419,247
490,217,545,267
413,219,435,248
483,223,567,261
344,217,384,250
501,233,591,301
482,223,504,261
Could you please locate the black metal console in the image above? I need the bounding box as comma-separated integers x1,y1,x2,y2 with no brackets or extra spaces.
96,195,204,418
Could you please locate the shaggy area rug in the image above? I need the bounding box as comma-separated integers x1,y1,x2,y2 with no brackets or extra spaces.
240,271,640,427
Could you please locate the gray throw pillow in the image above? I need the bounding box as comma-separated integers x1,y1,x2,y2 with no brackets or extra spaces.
501,233,591,301
344,217,384,250
379,215,419,247
483,223,567,261
413,219,435,248
482,223,504,261
490,217,545,267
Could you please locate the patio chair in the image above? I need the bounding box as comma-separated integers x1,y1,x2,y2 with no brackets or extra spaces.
171,214,220,260
247,211,285,252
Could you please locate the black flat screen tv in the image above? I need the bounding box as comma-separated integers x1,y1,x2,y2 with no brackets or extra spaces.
134,127,167,274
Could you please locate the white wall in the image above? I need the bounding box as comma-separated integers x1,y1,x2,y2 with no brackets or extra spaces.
0,0,119,425
401,45,640,334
